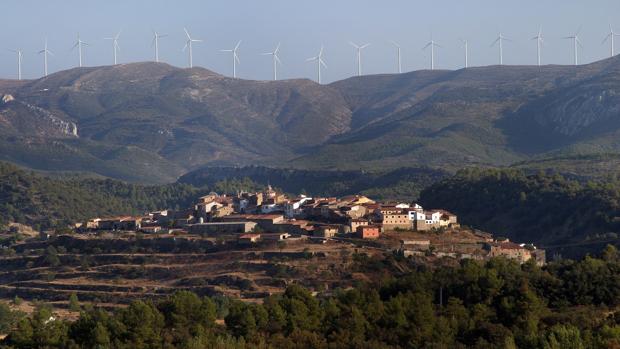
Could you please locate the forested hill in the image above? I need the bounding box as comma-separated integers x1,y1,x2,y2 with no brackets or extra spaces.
0,162,206,229
419,168,620,255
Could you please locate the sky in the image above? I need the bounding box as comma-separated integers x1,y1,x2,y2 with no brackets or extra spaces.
1,0,619,83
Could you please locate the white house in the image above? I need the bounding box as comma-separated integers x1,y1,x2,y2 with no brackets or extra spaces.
284,196,312,218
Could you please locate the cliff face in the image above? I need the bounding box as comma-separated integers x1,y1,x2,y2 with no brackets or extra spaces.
0,94,78,138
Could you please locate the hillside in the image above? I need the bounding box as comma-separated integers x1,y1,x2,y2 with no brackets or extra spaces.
0,162,203,229
2,58,620,182
419,168,620,257
178,165,448,200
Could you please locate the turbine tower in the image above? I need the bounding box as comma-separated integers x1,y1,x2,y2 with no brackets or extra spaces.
349,42,370,76
152,31,168,63
390,41,402,73
38,39,54,77
564,28,583,65
461,39,469,68
261,43,282,81
603,24,619,58
71,33,89,67
182,28,202,68
306,46,326,84
491,33,511,65
221,41,241,78
423,37,441,70
8,49,23,80
532,27,544,66
104,30,121,65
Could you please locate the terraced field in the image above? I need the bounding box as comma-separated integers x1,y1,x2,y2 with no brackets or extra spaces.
0,234,382,309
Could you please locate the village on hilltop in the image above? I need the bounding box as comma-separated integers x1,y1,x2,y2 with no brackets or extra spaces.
75,185,546,265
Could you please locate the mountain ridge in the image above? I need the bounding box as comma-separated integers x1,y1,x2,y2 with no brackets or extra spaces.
2,57,620,182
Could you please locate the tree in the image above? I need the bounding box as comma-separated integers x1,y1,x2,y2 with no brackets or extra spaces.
43,246,61,267
69,293,80,312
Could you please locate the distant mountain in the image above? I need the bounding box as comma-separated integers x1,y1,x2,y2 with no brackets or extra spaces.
2,58,620,183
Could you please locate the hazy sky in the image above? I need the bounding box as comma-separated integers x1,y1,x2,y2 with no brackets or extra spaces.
1,0,619,82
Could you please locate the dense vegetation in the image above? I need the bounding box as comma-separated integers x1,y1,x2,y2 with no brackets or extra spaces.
179,165,447,201
0,162,264,230
4,249,620,348
420,168,620,255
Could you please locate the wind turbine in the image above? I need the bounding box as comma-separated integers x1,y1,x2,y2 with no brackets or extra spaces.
461,39,469,68
71,33,89,67
221,40,241,78
38,39,54,77
306,46,326,84
349,42,370,76
491,33,511,65
104,30,121,65
261,43,282,81
564,27,583,65
152,31,168,63
531,27,544,66
182,28,202,68
423,36,441,70
8,49,23,80
390,41,402,73
603,24,619,58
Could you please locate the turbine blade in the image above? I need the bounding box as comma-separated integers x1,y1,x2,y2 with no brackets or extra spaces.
235,40,242,50
275,55,282,64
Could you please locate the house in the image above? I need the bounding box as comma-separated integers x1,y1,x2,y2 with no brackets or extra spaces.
349,219,369,233
382,213,411,231
340,205,367,219
188,222,257,235
438,210,458,226
85,218,101,229
339,195,375,206
314,225,339,238
356,225,381,239
400,238,431,258
98,217,142,231
273,220,313,235
221,214,285,231
238,234,261,244
376,206,403,217
284,196,313,218
484,242,534,264
262,233,291,241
